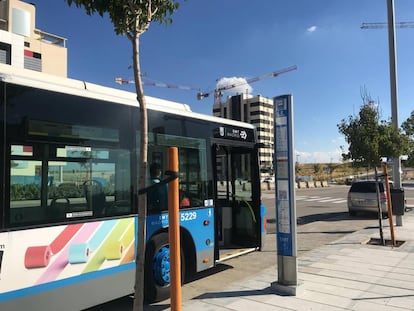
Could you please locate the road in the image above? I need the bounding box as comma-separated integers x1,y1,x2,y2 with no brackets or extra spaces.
263,185,351,234
86,184,414,310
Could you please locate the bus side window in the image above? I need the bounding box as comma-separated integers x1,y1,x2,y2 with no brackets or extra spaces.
178,147,207,208
145,160,168,212
179,190,190,207
148,134,209,210
10,158,43,225
8,144,133,227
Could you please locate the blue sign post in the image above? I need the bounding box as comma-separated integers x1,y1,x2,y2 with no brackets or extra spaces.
271,94,300,295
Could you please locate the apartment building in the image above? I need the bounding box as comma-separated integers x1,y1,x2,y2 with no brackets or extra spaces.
213,93,275,177
0,0,67,76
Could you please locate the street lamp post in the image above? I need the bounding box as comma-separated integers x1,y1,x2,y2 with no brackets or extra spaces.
387,0,403,226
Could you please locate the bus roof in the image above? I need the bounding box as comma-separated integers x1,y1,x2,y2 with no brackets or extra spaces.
0,64,255,130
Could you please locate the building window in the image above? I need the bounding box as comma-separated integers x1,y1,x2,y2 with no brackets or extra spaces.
12,8,30,37
0,1,7,31
0,42,11,65
250,101,273,109
231,95,241,121
24,50,42,72
251,111,270,117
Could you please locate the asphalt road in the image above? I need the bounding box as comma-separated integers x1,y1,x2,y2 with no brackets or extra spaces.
263,185,351,234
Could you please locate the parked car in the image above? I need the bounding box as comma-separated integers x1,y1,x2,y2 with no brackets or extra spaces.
347,180,393,216
263,177,275,183
344,176,354,185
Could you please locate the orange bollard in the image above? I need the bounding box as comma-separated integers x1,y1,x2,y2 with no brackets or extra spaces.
167,147,181,310
383,163,396,246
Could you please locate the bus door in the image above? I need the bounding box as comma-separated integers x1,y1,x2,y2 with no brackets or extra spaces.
213,143,261,258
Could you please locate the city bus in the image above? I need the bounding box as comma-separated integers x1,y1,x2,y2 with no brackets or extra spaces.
0,64,264,310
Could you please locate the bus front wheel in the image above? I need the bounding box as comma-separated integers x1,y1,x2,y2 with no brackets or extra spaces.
144,232,185,303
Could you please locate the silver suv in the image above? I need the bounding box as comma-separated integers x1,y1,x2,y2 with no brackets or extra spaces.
347,180,392,216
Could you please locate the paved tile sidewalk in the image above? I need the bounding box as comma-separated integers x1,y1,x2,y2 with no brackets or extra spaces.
182,211,414,310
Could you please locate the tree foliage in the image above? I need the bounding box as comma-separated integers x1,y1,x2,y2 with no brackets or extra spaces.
402,111,414,136
338,102,410,168
66,0,179,36
312,163,321,179
65,1,181,310
326,162,340,180
401,111,414,167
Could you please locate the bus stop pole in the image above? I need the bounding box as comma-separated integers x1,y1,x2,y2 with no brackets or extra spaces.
167,147,182,310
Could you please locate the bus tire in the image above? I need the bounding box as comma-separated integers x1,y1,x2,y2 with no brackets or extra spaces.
144,232,185,303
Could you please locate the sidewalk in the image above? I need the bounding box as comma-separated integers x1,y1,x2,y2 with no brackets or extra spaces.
181,210,414,310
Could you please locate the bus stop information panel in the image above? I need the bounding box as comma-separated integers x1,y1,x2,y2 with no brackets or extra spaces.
273,94,298,289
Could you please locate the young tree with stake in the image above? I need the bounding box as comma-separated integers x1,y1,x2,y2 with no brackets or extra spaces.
65,1,181,310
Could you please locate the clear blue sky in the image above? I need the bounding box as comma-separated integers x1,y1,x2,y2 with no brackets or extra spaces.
34,0,414,163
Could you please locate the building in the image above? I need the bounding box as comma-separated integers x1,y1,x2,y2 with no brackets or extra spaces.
213,93,274,178
0,0,67,76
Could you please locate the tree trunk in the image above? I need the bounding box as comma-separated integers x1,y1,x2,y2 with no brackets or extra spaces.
131,33,148,311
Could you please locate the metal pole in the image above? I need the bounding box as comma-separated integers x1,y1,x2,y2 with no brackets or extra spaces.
387,0,402,226
168,147,181,310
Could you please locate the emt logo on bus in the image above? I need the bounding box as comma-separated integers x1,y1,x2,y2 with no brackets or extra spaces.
214,126,254,142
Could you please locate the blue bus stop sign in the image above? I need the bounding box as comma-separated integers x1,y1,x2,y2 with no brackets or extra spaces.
272,94,298,291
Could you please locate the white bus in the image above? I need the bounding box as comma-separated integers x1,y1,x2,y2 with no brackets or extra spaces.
0,64,265,310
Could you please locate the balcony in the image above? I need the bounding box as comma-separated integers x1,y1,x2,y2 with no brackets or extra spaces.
34,28,66,48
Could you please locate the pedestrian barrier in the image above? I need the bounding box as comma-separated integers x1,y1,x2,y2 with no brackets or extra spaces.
262,180,330,190
306,181,315,188
298,181,307,189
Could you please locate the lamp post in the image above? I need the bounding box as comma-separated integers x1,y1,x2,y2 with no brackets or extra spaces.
387,0,402,226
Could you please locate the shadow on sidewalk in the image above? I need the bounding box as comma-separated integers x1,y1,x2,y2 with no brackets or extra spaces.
192,286,278,300
144,303,171,311
185,263,233,283
298,230,355,235
352,293,414,301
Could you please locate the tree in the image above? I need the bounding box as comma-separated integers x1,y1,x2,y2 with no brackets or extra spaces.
295,161,301,175
401,111,414,167
325,162,340,181
338,102,410,169
312,163,321,180
65,1,181,310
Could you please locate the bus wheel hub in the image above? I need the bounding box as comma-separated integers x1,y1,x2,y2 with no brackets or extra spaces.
153,246,170,286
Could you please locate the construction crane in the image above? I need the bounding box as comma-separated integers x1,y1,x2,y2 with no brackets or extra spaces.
196,65,297,105
115,77,201,92
361,21,414,29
